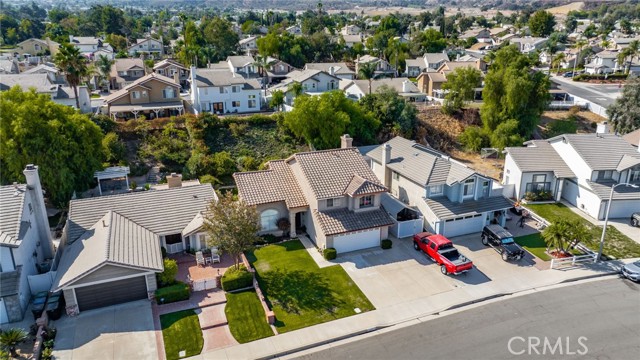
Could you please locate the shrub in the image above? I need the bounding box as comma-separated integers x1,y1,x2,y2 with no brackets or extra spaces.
158,258,178,287
458,126,489,152
129,180,137,190
229,122,248,137
41,347,53,360
155,281,190,304
221,265,254,291
260,234,279,244
199,174,221,185
381,239,392,249
323,248,337,260
524,191,554,201
545,117,578,137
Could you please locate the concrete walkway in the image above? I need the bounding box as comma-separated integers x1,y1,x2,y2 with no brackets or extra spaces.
298,235,334,268
185,257,634,360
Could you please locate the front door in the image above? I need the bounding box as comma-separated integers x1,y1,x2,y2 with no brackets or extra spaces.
213,102,224,114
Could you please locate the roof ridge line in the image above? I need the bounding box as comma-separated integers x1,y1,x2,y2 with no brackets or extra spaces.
104,210,114,261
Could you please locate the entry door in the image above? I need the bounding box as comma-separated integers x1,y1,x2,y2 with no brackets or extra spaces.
213,102,224,113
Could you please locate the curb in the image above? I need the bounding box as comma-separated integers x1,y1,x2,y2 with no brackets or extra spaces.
260,271,621,359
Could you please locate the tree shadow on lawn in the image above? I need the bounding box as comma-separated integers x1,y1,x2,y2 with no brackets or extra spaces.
259,268,343,316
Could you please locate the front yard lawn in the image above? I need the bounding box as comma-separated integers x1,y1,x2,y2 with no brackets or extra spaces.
225,290,274,343
160,309,203,360
246,240,374,333
515,233,551,261
525,203,640,259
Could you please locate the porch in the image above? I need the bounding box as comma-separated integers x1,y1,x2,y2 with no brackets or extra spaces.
170,252,235,289
108,101,185,120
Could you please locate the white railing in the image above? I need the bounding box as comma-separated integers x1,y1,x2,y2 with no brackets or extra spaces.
550,253,597,269
192,278,217,291
166,242,184,254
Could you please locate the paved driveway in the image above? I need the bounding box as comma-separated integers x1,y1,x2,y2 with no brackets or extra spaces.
52,300,157,360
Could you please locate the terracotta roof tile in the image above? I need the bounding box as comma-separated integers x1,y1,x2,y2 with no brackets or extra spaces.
233,160,308,208
313,208,394,236
344,174,387,196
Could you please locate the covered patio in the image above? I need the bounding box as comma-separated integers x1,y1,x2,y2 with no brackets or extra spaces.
108,101,185,120
94,166,130,195
171,252,234,291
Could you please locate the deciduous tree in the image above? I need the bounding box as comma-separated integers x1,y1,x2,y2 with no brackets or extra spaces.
360,85,417,137
441,66,482,114
608,77,640,134
528,10,556,37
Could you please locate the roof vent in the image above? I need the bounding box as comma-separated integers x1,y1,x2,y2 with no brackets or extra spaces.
102,220,107,227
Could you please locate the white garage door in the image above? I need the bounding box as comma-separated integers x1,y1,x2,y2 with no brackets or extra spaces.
333,228,380,254
441,214,485,238
606,199,640,219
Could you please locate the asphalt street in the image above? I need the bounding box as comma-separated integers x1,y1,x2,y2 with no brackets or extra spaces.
551,76,622,108
293,278,640,360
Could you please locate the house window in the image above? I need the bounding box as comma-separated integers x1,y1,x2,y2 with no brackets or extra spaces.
631,170,640,182
430,184,443,196
198,234,207,249
392,171,400,181
163,87,176,99
359,195,373,208
327,198,334,207
260,209,279,231
463,179,475,198
232,86,239,93
326,198,340,208
219,87,225,94
232,101,240,107
248,99,256,108
533,174,547,183
482,180,490,197
132,91,140,99
204,88,208,95
118,71,127,76
597,170,613,180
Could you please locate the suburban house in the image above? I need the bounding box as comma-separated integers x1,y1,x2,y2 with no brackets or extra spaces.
22,63,64,84
0,165,55,324
405,53,450,77
0,73,92,113
265,57,296,83
93,47,115,61
613,36,640,50
342,78,426,101
0,58,20,74
342,34,364,48
416,61,483,99
68,35,113,58
286,25,302,35
509,37,547,54
226,55,259,78
110,58,146,90
355,55,396,77
459,28,493,43
360,137,512,238
127,37,164,57
153,58,190,89
269,69,341,105
503,133,640,220
52,181,217,314
103,73,184,119
305,62,356,80
341,24,361,35
239,36,259,54
584,50,620,74
234,136,394,254
15,38,59,56
189,67,262,114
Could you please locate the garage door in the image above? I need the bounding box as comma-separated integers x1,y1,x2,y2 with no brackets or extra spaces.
442,214,485,238
333,228,380,254
606,199,640,219
75,276,148,311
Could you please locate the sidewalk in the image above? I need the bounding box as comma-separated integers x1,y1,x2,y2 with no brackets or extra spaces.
185,258,634,360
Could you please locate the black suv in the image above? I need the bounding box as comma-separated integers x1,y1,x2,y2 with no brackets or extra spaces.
631,213,640,227
481,224,525,261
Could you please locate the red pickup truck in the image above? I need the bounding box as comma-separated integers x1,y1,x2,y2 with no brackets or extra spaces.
413,232,473,275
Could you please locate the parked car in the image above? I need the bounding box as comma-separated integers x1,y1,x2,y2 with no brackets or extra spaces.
481,225,525,261
563,72,574,77
630,212,640,227
621,260,640,282
413,232,473,275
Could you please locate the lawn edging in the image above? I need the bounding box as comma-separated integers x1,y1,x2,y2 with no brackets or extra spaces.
240,253,276,325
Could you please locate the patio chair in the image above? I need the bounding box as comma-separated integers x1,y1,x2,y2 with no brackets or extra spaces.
210,253,221,264
196,251,205,267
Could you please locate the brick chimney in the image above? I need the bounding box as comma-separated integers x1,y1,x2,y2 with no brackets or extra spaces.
167,173,182,188
23,164,54,260
340,134,353,148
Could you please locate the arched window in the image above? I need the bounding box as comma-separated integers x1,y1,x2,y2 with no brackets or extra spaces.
260,209,279,231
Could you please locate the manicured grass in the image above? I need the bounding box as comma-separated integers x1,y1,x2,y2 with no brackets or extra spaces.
160,310,203,360
525,203,640,259
515,233,552,261
225,290,274,343
246,240,374,333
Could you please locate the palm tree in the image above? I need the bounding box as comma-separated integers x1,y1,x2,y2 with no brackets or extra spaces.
54,43,88,109
627,40,640,72
542,221,570,254
0,328,28,357
358,61,376,95
95,54,114,90
288,82,304,102
253,55,270,91
552,52,566,74
572,39,588,78
600,39,610,49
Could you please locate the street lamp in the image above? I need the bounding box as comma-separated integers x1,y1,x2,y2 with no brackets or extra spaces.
597,182,640,262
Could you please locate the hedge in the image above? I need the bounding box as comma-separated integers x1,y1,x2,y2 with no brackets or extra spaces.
381,239,393,249
573,73,627,81
155,281,190,304
221,265,254,291
323,248,337,260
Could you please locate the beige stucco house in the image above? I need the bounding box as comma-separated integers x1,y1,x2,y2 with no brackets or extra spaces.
234,135,394,255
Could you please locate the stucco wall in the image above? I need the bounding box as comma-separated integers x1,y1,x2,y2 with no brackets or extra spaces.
255,202,288,235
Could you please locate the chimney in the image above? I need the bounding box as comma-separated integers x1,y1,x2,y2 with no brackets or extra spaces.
23,165,54,259
596,121,610,135
340,134,353,148
329,66,335,76
381,144,392,187
189,66,200,113
167,173,183,188
402,80,410,93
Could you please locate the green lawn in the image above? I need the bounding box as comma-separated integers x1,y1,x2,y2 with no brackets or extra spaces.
160,310,203,360
525,203,640,259
225,290,274,343
514,233,551,261
246,240,374,333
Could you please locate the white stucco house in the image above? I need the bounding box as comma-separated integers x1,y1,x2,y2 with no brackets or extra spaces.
189,67,262,114
360,137,512,238
268,69,341,105
1,165,55,324
503,133,640,220
127,37,164,57
584,50,621,74
341,77,426,101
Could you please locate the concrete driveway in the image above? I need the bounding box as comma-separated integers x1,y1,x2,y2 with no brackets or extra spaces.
51,300,157,360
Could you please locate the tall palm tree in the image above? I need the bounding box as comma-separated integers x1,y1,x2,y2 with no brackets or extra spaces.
552,52,566,74
627,40,640,72
95,54,114,90
54,43,88,109
358,61,376,95
571,39,588,78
